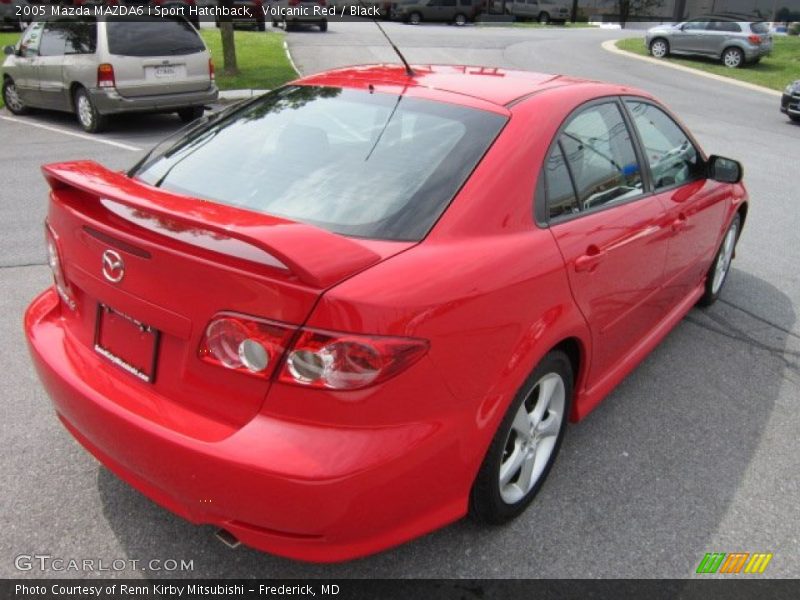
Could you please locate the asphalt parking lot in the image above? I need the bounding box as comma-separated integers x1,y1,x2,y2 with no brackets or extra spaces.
1,22,798,578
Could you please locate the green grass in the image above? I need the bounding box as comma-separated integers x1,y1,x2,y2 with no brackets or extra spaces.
616,35,800,92
199,29,297,91
0,29,296,108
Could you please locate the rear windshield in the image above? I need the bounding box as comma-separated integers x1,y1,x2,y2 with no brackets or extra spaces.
749,21,769,34
134,86,507,241
106,17,204,57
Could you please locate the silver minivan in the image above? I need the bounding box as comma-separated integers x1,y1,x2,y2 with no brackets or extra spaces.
2,17,218,132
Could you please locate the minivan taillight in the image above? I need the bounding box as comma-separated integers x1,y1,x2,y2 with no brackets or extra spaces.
97,63,115,88
45,224,76,311
199,314,428,389
209,58,215,81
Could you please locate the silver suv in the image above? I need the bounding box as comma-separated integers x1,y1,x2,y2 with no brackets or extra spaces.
2,17,218,132
645,17,773,68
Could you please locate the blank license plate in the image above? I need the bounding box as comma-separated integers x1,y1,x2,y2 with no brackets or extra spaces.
94,304,159,383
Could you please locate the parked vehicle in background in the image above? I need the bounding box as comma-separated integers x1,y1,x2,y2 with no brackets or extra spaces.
392,0,480,25
271,0,328,31
507,0,568,23
1,0,28,31
72,0,202,28
1,17,218,132
216,0,266,31
781,80,800,122
646,16,773,68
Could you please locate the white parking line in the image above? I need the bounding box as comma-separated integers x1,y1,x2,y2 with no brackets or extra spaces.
0,115,142,151
602,39,783,98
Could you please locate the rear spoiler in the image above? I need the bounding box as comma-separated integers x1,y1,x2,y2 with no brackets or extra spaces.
42,161,381,289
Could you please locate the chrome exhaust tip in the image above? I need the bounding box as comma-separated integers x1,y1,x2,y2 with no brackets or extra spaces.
215,528,241,549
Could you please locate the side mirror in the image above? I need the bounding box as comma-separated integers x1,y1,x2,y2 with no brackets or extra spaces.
708,155,743,184
3,45,15,57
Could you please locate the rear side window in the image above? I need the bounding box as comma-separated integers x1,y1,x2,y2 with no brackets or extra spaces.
625,101,703,190
41,20,96,56
134,86,506,241
558,102,643,211
106,17,204,57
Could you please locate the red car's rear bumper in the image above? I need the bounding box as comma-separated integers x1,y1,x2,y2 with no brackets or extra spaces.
25,288,467,562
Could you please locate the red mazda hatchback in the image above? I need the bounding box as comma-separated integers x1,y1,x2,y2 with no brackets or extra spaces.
25,64,747,562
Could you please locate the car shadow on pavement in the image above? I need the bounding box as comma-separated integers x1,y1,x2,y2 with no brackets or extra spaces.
96,267,796,577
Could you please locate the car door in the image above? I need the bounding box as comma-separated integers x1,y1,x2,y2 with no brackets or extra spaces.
673,20,709,54
11,21,44,106
623,99,728,305
36,21,69,110
543,100,671,386
704,20,742,57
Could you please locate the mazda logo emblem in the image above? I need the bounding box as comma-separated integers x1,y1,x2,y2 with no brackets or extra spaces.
102,249,125,283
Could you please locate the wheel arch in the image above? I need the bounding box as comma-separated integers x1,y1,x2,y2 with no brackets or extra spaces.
68,81,85,112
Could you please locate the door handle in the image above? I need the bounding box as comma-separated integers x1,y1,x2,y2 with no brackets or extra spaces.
575,247,605,273
671,214,688,232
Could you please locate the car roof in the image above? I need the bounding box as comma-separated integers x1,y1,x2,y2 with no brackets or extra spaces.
296,64,636,108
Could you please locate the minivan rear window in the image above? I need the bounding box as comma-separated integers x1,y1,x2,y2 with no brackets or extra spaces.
134,86,507,241
106,17,204,57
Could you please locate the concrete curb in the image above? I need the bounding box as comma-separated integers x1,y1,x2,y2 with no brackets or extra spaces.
283,39,301,76
218,89,270,100
601,39,782,98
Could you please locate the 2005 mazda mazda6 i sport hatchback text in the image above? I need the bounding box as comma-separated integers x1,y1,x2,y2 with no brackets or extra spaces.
25,64,749,562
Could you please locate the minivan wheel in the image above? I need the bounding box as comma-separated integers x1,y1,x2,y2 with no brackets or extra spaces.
177,106,205,123
74,87,106,133
454,13,467,26
722,47,744,68
408,11,422,24
2,78,28,115
470,350,572,524
699,214,740,307
538,11,550,24
649,38,669,58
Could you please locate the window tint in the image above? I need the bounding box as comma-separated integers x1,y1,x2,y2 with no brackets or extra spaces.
559,102,643,211
682,21,708,31
135,86,506,241
709,21,741,32
544,143,579,220
107,17,204,57
626,101,704,190
441,0,457,6
750,21,769,34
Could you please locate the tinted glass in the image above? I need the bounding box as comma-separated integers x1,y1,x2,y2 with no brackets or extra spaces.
544,143,579,220
709,21,741,32
135,86,506,241
64,21,97,54
441,0,457,6
682,21,708,31
107,17,204,57
626,101,703,190
750,21,769,34
559,102,643,211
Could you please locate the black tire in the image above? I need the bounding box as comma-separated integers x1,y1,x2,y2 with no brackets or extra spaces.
257,18,266,32
272,20,279,27
177,106,205,123
319,19,328,32
214,18,221,28
2,77,28,115
698,214,741,307
73,86,106,133
722,46,744,68
649,37,669,58
538,11,550,24
470,350,573,524
454,13,467,26
408,11,422,24
790,114,800,123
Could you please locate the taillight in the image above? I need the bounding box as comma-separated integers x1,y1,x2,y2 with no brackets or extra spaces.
199,314,295,378
279,329,427,390
45,224,76,311
208,58,215,81
199,314,428,389
97,63,115,89
748,34,762,45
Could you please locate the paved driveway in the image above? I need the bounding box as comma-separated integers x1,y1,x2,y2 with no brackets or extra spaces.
1,23,797,578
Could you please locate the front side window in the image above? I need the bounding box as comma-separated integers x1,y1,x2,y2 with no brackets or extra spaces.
19,22,44,58
682,21,708,31
626,101,703,190
134,86,506,241
558,102,643,211
39,21,96,57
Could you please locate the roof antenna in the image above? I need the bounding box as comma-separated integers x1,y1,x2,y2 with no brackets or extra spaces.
358,0,415,77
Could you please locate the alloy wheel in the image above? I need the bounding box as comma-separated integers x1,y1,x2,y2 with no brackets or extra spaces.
711,219,738,295
651,40,668,58
498,372,565,504
3,81,25,113
723,48,743,68
77,94,94,129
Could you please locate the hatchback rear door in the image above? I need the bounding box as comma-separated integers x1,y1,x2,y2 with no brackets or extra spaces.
102,17,211,98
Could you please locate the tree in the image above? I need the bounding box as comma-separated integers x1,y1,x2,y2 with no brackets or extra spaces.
616,0,663,29
218,0,239,76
